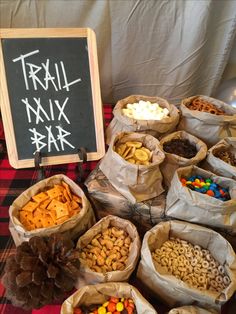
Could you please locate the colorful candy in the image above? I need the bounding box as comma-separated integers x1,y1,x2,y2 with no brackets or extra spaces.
180,175,230,201
73,296,137,314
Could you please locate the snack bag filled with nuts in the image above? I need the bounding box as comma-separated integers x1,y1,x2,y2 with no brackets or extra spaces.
178,95,236,147
85,165,166,237
99,132,165,203
165,165,236,233
61,282,157,314
106,95,179,145
168,306,217,314
203,137,236,180
160,131,207,187
76,215,141,288
137,220,236,310
9,174,95,246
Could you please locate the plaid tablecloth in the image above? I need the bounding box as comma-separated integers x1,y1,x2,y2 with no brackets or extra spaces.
0,104,235,314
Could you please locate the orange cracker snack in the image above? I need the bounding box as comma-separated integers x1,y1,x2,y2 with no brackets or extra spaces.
18,181,82,231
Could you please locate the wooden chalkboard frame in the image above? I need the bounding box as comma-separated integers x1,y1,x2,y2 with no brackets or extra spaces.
0,28,105,169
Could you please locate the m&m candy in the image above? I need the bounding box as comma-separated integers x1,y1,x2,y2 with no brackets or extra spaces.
181,175,230,201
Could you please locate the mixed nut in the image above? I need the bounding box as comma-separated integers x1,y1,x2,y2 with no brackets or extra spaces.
79,227,132,273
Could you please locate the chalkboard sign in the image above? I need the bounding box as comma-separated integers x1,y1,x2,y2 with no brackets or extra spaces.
0,28,105,168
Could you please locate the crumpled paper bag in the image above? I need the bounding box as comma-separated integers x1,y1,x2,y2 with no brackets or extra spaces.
160,130,207,187
100,132,165,203
165,165,236,233
9,174,95,246
203,137,236,180
61,282,157,313
137,220,236,310
85,165,166,236
168,305,217,314
75,215,141,288
106,95,180,145
178,95,236,147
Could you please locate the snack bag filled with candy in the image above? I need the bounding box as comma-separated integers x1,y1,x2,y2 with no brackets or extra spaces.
165,165,236,234
61,282,157,314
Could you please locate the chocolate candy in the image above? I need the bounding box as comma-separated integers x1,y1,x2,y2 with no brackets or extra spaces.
74,296,137,314
181,176,230,201
163,138,197,159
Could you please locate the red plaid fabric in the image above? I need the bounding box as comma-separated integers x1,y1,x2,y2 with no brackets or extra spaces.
0,105,113,314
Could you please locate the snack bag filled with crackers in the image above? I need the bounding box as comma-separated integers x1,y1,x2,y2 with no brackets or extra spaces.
203,137,236,180
61,282,157,314
106,95,179,145
178,95,236,147
9,174,95,246
75,215,141,288
100,132,165,203
137,220,236,310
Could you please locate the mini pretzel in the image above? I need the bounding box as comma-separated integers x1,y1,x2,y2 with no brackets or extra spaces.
185,97,227,115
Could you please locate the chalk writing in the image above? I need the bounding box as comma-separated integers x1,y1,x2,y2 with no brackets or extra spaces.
12,49,81,153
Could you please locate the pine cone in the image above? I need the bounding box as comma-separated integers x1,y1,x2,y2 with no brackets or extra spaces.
2,233,80,310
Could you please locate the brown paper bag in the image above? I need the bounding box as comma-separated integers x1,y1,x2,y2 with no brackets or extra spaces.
61,282,157,313
100,132,165,203
203,137,236,180
106,95,180,145
168,306,217,314
178,95,236,147
137,220,236,310
85,165,166,236
75,215,141,288
160,131,207,187
9,174,95,246
165,165,236,233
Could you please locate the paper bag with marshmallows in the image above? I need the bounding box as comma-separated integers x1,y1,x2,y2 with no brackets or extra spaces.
99,132,165,204
106,95,180,145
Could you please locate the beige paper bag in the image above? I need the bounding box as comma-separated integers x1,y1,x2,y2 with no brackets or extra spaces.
106,95,180,145
99,132,165,203
165,165,236,233
178,95,236,147
76,215,141,288
203,137,236,180
85,165,166,236
9,174,95,246
160,131,207,187
168,306,217,314
137,220,236,310
61,282,157,313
